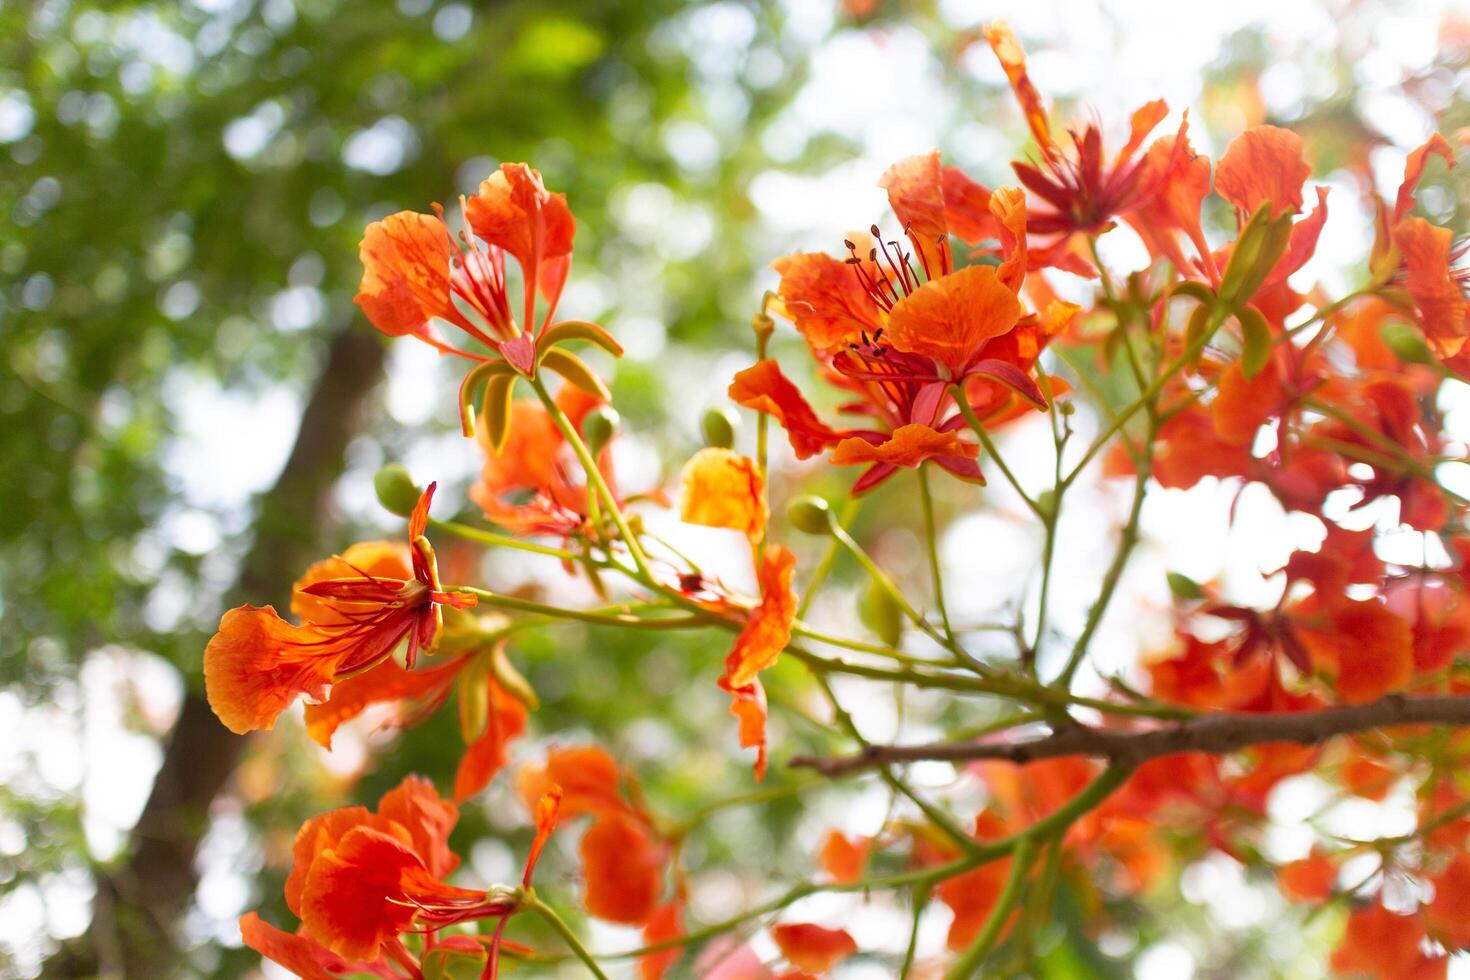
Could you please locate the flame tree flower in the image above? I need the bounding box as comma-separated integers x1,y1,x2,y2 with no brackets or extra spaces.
241,776,562,977
204,484,475,734
732,151,1059,493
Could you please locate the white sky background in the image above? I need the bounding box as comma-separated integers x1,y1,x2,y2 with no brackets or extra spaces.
6,0,1470,977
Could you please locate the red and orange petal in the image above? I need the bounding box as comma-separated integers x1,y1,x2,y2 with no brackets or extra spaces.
1293,597,1413,705
884,264,1024,374
1426,853,1470,949
239,912,355,980
771,251,884,353
1394,216,1469,360
1330,901,1444,979
1129,128,1212,274
720,676,769,781
988,185,1028,292
580,812,666,926
728,360,845,460
375,774,461,881
523,787,562,887
830,424,977,470
516,746,627,820
292,541,413,626
303,656,461,749
1211,354,1284,448
770,923,859,974
453,679,530,803
723,545,798,689
464,163,575,299
938,857,1015,951
983,21,1053,153
355,210,456,338
679,448,767,545
879,152,949,274
1214,125,1311,218
299,827,427,960
1395,133,1455,223
1275,852,1337,904
817,831,869,884
639,902,685,980
204,605,344,735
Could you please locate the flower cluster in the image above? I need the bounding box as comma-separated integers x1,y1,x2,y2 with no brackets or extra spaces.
207,20,1470,978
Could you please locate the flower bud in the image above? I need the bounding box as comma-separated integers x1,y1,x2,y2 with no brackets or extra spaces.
1380,322,1436,366
787,495,834,535
859,578,904,648
374,463,422,517
582,406,620,456
702,406,740,449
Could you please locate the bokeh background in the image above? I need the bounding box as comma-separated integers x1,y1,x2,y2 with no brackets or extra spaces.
3,0,1470,977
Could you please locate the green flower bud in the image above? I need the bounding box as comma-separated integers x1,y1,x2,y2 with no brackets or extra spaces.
1380,322,1436,366
859,578,904,648
787,495,834,535
582,406,620,455
374,463,421,517
702,406,740,450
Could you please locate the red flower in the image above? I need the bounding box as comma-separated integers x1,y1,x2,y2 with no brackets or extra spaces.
734,152,1056,494
205,484,476,734
985,21,1180,250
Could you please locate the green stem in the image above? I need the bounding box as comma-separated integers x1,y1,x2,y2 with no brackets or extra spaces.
951,386,1043,518
918,464,956,645
430,518,588,564
458,588,708,630
944,837,1035,980
900,883,932,978
796,498,860,620
525,895,609,980
831,524,963,660
530,374,652,578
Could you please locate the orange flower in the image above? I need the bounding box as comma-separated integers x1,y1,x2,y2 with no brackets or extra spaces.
717,545,797,780
356,162,575,371
743,152,1051,494
246,776,560,975
470,383,656,540
205,484,476,734
770,923,859,974
516,747,670,928
580,811,666,924
985,21,1179,245
1425,853,1470,949
679,448,767,545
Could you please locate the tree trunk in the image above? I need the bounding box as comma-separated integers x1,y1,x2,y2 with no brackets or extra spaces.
71,325,386,978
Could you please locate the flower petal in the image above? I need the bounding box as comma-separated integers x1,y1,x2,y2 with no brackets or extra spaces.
204,605,344,735
679,448,767,545
885,264,1023,375
771,923,859,974
303,657,462,749
580,812,665,925
984,21,1054,155
831,424,977,470
452,679,529,803
728,360,845,460
1214,125,1310,217
355,211,456,338
722,545,798,689
1394,215,1468,360
771,252,884,352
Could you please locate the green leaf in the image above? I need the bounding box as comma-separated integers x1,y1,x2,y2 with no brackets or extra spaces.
1166,571,1206,601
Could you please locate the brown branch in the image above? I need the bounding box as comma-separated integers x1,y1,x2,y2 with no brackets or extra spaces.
789,694,1470,777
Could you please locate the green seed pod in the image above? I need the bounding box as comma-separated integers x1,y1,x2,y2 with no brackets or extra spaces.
859,578,905,648
1380,322,1436,366
582,406,620,456
374,463,421,517
787,495,834,535
702,406,740,449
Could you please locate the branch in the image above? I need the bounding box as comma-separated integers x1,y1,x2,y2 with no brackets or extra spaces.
789,694,1470,777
